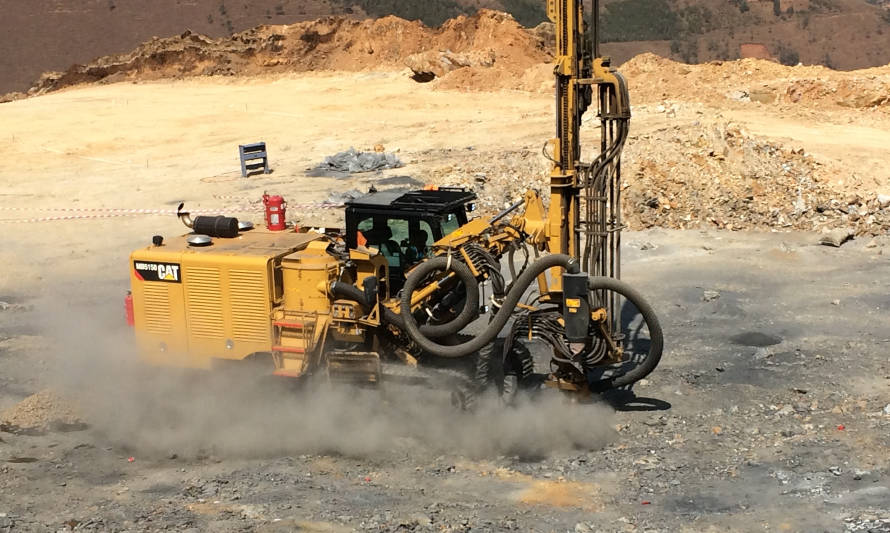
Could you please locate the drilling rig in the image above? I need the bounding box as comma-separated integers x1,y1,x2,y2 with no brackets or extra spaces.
128,0,663,400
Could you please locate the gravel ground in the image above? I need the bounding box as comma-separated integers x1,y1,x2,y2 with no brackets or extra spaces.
1,229,888,532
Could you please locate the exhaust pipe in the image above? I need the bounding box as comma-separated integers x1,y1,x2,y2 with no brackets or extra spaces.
177,203,239,238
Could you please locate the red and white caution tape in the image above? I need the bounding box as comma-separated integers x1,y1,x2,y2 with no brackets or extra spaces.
212,194,253,201
0,202,345,222
0,206,230,223
0,206,228,215
292,202,346,210
0,213,152,223
213,195,347,210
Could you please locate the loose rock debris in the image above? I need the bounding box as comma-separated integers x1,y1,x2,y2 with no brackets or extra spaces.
437,124,890,236
0,390,86,434
820,228,855,247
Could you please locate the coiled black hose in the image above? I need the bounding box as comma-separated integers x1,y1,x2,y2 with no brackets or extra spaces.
581,276,663,389
334,253,664,388
399,254,664,388
399,254,580,358
330,266,480,339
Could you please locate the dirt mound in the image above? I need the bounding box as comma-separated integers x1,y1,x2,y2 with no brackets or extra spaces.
1,390,85,434
621,53,890,112
621,121,890,235
10,9,549,100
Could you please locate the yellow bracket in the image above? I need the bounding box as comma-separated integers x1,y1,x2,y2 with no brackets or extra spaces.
591,57,630,117
554,56,574,76
546,0,558,21
591,308,607,322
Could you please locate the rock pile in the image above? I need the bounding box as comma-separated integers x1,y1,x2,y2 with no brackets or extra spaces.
0,390,85,434
622,53,890,112
621,121,890,235
422,122,889,236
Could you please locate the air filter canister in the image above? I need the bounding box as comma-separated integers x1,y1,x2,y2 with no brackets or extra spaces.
193,216,239,238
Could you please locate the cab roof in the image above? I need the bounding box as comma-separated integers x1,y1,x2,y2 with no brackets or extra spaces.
345,187,476,214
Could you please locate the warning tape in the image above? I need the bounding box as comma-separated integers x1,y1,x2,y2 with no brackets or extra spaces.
293,202,345,210
218,202,347,210
212,195,347,211
212,194,253,201
0,202,346,222
0,206,228,215
0,213,155,223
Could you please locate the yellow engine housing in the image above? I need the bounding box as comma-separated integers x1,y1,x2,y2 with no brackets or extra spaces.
129,227,384,373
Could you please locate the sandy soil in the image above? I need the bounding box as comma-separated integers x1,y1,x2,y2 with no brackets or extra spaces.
0,72,889,531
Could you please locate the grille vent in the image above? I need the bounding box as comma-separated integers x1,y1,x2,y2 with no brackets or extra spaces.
143,284,172,334
185,267,224,339
229,269,269,342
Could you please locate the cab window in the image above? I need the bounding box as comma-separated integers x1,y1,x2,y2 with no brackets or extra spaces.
419,221,434,249
356,216,403,268
441,212,461,237
402,220,434,264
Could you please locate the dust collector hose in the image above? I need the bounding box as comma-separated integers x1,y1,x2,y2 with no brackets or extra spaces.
399,254,580,358
330,271,480,339
584,276,663,389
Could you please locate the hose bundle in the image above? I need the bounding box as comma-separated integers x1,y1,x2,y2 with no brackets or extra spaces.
332,250,663,389
398,254,663,389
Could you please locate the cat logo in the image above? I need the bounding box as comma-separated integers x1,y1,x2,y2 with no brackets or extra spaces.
133,261,182,284
158,264,180,281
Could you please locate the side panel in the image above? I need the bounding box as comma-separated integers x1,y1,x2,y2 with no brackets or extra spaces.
130,249,190,366
182,253,273,363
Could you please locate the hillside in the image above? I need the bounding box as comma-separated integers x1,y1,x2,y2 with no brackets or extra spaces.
3,10,551,101
0,0,531,95
599,0,890,69
2,0,890,94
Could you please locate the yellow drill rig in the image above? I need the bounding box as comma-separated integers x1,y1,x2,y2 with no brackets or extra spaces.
128,0,663,400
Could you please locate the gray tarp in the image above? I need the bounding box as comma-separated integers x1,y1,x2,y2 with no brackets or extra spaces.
310,147,403,177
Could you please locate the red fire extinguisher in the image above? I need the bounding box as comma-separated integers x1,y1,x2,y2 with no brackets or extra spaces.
124,291,135,327
263,193,287,231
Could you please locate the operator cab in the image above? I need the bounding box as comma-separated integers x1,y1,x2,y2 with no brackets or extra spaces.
345,187,477,291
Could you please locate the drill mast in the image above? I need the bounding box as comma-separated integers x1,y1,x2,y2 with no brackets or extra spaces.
546,0,631,292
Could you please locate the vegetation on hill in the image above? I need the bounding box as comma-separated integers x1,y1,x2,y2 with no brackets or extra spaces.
333,0,465,26
329,0,546,26
498,0,548,26
328,0,890,52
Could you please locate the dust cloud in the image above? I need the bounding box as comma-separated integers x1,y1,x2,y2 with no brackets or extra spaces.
39,290,614,460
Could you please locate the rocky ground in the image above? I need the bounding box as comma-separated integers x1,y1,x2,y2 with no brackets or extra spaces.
1,230,889,532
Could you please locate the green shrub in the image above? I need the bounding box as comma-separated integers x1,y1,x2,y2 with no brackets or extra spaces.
776,42,800,65
809,0,839,13
500,0,548,26
600,0,680,41
332,0,466,26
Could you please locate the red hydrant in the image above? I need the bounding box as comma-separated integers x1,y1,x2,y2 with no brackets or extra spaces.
262,193,287,231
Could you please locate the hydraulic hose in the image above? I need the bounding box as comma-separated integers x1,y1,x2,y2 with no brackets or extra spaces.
584,275,663,389
330,282,370,313
399,254,580,358
333,257,664,388
330,266,480,339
